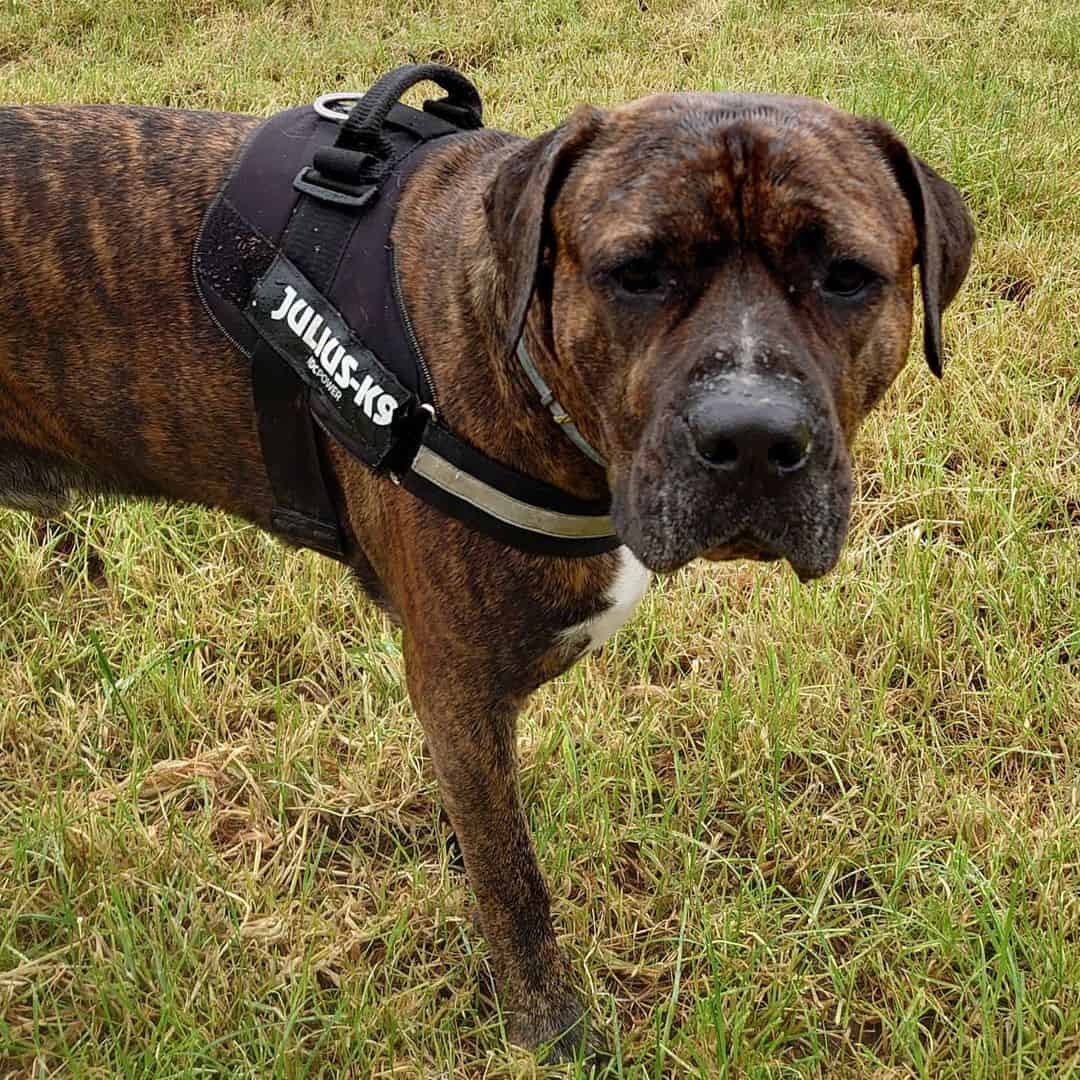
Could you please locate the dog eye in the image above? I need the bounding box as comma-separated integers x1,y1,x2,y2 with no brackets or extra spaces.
610,257,668,296
822,259,877,298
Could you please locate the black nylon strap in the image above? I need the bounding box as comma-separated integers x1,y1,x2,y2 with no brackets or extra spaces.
283,190,359,291
400,469,619,558
245,253,414,468
249,139,368,558
336,64,482,156
395,419,619,558
253,338,346,557
248,89,446,556
419,421,611,517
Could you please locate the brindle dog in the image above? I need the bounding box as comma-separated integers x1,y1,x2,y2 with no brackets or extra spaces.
0,92,973,1058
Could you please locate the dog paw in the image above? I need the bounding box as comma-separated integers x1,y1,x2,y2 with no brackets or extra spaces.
508,995,610,1066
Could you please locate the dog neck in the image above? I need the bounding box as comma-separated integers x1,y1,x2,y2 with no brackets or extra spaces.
392,132,610,505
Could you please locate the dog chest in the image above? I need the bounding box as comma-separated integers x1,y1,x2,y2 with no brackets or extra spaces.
563,547,652,653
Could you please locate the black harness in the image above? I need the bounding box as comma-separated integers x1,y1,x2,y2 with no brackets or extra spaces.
194,64,618,559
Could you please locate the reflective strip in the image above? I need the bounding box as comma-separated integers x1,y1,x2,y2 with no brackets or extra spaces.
410,444,617,540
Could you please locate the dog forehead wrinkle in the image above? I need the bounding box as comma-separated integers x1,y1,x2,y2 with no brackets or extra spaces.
596,126,830,245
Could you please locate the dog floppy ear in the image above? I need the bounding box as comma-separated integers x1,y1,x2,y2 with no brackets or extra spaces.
484,105,604,359
864,120,975,377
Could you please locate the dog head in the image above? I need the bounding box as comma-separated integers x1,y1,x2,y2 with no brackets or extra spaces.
485,93,974,579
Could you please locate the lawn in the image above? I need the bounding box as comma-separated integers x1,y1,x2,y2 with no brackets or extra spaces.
0,0,1078,1076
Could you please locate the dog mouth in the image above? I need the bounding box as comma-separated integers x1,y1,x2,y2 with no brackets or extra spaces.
611,458,852,583
647,531,835,583
696,534,832,583
700,536,782,564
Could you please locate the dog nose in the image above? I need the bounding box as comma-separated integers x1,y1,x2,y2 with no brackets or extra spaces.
685,384,813,477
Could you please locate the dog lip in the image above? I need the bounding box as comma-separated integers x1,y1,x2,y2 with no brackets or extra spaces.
622,523,837,581
701,538,780,563
700,530,836,582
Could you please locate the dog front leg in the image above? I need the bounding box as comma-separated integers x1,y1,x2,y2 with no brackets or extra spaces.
403,634,592,1060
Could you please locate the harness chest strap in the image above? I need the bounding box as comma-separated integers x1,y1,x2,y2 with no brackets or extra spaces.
194,64,619,560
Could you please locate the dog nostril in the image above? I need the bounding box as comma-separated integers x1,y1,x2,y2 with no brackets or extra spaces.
704,436,740,468
768,430,811,473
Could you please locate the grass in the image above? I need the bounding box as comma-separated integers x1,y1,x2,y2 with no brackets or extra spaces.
0,0,1078,1075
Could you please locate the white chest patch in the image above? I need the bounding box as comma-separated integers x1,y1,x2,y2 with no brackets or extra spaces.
563,546,652,654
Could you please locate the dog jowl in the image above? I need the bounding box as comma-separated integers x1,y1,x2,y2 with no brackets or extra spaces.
0,87,973,1062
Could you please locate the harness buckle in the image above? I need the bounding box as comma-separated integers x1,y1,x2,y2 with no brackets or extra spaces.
292,166,377,209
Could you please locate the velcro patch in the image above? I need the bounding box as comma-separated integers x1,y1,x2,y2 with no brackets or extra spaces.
246,255,413,467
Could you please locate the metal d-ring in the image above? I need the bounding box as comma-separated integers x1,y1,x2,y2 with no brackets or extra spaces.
313,92,366,123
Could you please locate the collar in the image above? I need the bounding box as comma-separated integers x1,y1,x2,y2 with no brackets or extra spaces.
515,339,607,468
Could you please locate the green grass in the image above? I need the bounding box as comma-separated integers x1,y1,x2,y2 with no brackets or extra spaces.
1,0,1078,1075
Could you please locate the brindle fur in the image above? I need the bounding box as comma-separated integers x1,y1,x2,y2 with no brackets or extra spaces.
0,95,972,1059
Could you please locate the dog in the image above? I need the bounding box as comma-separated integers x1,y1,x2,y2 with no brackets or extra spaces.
0,87,973,1059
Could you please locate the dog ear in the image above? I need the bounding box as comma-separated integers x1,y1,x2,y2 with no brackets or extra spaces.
864,120,975,377
484,105,604,359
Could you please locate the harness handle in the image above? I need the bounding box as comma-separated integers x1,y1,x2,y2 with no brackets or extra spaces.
335,64,483,159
